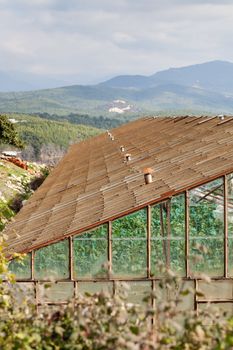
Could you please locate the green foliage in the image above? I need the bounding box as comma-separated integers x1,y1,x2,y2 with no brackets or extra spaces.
34,240,69,280
151,195,186,276
1,238,233,349
189,179,224,276
36,112,124,129
10,113,102,162
190,199,224,237
8,254,31,279
74,226,108,278
112,209,147,277
0,114,24,148
0,201,15,231
16,115,101,149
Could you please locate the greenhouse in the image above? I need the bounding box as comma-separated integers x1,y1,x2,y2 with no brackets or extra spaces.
4,116,233,313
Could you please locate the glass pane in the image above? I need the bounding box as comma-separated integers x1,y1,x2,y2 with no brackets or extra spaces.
112,239,147,277
189,179,224,277
34,240,69,280
112,209,147,277
227,173,233,235
176,281,195,312
151,195,185,276
12,282,35,304
197,280,233,301
151,238,185,276
115,281,152,306
112,209,147,239
151,194,185,238
189,238,223,276
37,282,74,303
78,282,113,295
198,302,233,316
189,178,224,238
154,281,194,312
73,225,108,278
8,254,31,280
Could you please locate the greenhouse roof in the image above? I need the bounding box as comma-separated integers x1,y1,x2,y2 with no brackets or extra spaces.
5,116,233,255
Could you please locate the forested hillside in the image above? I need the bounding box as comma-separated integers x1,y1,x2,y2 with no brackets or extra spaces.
35,112,125,129
4,114,103,163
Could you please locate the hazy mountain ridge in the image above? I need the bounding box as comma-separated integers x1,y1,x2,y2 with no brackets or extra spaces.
0,60,233,116
101,60,233,93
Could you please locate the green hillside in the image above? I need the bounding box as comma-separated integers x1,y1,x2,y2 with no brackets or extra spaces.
2,61,233,116
35,112,126,129
0,83,232,117
0,86,137,116
4,114,103,163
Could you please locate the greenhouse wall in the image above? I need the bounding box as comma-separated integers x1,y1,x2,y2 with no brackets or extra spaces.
8,174,233,313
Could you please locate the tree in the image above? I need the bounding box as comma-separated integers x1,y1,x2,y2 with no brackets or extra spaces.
0,115,24,149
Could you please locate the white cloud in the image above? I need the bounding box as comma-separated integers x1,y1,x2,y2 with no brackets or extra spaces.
0,0,233,84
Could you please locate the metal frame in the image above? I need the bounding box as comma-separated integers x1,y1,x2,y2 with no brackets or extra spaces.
185,191,190,278
11,173,233,311
14,166,233,256
224,175,228,278
108,221,112,277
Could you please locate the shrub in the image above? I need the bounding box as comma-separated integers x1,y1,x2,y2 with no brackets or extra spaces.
1,238,233,349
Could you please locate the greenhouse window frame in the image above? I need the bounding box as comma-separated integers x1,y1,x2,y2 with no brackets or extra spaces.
8,173,233,311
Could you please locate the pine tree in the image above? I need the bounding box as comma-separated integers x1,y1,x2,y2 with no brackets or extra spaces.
0,115,24,149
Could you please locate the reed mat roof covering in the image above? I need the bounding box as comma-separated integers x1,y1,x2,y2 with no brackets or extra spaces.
4,116,233,254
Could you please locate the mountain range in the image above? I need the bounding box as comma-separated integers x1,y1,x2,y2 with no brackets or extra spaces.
1,60,233,117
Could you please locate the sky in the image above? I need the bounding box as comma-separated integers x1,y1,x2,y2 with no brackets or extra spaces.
0,0,233,85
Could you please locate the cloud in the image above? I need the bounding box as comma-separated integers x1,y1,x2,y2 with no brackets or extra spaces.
0,0,233,84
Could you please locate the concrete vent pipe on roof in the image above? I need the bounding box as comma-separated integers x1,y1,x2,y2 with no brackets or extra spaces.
107,131,114,141
120,145,125,152
143,167,153,184
125,153,131,162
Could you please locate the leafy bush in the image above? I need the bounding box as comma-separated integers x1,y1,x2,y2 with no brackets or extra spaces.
1,237,233,349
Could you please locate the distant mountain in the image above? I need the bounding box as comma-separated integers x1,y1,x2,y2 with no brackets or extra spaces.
1,60,233,116
101,60,233,93
149,60,233,93
99,74,150,89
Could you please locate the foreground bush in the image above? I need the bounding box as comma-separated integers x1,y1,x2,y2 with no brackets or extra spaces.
1,240,233,349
